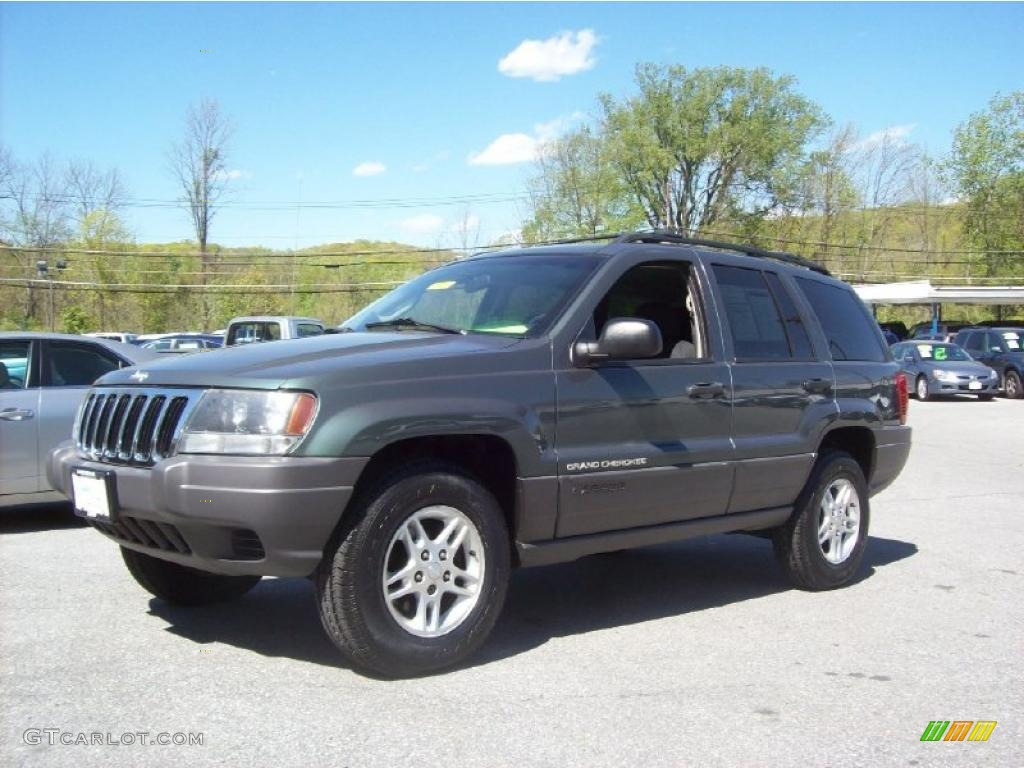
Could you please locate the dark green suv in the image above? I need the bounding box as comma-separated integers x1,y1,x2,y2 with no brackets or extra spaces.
49,231,911,677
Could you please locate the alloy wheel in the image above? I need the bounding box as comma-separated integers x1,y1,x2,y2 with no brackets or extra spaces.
817,479,861,565
381,505,485,638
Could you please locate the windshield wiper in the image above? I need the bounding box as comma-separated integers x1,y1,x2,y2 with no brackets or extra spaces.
364,317,465,335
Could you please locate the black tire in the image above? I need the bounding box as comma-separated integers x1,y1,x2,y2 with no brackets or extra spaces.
1004,370,1022,399
773,452,870,591
120,546,261,606
315,461,511,678
915,375,931,401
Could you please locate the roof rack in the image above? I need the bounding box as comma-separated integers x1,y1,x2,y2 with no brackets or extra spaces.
612,229,831,276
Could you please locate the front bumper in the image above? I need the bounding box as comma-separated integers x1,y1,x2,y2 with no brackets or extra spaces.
927,378,999,396
49,441,367,577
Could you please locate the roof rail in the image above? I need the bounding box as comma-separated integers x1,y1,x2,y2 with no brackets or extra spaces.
612,229,831,276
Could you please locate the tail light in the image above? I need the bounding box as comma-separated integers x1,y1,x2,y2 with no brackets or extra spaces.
894,372,909,425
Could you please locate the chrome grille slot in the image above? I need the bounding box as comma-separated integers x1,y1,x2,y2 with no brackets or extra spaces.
75,387,202,467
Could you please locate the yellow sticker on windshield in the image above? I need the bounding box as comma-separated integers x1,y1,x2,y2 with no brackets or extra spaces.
427,280,456,291
477,324,528,334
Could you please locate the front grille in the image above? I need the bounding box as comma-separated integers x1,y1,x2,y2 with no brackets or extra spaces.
89,515,192,554
76,387,202,466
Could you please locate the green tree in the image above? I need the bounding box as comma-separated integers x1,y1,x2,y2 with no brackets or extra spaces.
599,63,828,232
945,91,1024,276
522,126,642,241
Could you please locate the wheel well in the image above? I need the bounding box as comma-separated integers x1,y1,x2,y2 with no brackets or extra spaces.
349,434,518,536
818,427,874,482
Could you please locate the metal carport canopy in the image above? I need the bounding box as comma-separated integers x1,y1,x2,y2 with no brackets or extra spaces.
852,280,1024,305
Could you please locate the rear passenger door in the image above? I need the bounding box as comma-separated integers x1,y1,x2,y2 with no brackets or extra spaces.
709,265,836,513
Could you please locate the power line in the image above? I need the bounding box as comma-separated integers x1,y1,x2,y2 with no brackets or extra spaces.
0,277,405,292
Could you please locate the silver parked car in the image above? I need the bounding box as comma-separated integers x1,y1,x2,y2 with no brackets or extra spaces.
0,332,159,507
890,341,999,401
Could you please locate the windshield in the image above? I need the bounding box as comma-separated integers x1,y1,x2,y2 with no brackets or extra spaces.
915,343,971,362
344,255,600,337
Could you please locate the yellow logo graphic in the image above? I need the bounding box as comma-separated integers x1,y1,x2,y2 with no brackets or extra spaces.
920,720,997,742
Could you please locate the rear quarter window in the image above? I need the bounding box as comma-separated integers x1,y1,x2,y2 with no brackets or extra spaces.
795,278,886,362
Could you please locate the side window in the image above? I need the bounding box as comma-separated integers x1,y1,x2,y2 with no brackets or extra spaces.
297,323,323,338
0,340,32,389
962,332,982,353
47,342,121,387
591,261,705,360
987,332,1006,353
713,265,791,360
764,272,814,359
266,323,282,341
795,278,886,362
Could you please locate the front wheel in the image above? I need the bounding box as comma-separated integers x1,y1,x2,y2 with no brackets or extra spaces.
315,462,510,678
1004,370,1022,399
773,452,870,591
121,547,261,606
915,375,931,401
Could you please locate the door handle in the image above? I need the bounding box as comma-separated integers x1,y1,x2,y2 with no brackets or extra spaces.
802,378,832,394
687,382,725,399
0,408,35,421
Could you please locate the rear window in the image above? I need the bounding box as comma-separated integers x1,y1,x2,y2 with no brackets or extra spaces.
795,278,886,362
713,265,791,360
228,322,282,345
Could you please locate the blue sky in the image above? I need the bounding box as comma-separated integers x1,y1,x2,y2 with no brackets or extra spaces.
2,2,1022,249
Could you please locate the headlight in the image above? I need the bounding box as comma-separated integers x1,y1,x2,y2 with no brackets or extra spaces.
989,369,999,379
178,390,318,455
931,369,958,383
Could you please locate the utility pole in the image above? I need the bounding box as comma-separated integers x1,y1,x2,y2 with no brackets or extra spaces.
36,258,67,331
663,176,671,229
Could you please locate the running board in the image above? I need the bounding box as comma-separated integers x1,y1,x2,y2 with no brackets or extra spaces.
515,506,792,568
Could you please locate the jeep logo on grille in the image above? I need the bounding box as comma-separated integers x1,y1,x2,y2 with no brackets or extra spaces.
130,370,149,383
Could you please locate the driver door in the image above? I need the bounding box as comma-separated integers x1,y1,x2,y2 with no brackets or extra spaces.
554,259,735,537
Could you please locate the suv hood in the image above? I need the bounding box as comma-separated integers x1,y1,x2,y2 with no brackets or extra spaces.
96,331,522,390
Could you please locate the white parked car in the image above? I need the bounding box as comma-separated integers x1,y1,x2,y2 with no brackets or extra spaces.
225,316,325,346
85,331,139,345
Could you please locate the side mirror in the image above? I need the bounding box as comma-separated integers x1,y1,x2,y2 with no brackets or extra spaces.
573,318,663,367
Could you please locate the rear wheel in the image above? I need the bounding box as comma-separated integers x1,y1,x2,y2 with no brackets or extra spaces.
773,452,870,591
315,462,510,678
915,375,931,401
1004,370,1022,399
120,547,261,606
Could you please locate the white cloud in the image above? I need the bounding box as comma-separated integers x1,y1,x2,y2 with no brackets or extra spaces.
449,214,481,233
212,168,248,181
400,213,445,235
468,112,587,166
352,161,387,177
468,133,540,166
857,124,917,150
498,29,598,82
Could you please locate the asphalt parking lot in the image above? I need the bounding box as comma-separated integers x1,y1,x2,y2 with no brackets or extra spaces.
2,397,1021,767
